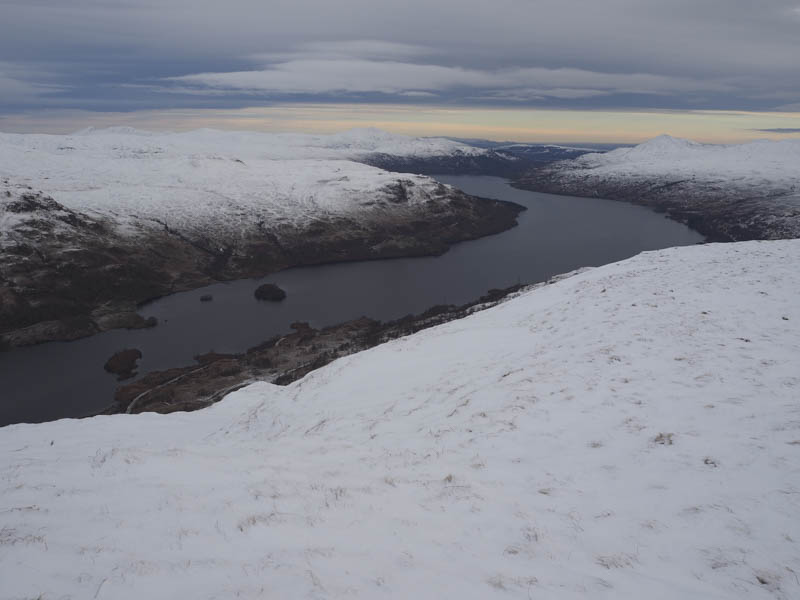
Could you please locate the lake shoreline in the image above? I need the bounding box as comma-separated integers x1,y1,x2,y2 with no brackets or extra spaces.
0,176,704,427
1,186,524,349
513,167,800,242
100,283,533,417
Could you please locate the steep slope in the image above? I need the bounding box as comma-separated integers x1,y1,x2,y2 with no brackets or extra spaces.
516,135,800,241
2,240,798,599
0,129,523,346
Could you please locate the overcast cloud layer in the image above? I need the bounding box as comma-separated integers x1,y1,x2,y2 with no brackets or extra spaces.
0,0,799,114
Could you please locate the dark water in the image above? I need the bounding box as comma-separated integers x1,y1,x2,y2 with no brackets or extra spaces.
0,176,704,426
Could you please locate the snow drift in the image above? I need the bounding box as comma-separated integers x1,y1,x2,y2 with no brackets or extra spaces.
1,240,799,599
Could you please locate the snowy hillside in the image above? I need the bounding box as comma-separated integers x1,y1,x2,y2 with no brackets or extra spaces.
2,240,799,599
0,127,484,242
72,126,487,159
517,135,800,241
573,134,800,185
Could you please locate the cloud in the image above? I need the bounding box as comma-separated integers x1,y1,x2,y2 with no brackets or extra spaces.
171,59,485,95
250,40,432,63
751,128,800,133
167,41,738,103
471,89,613,102
0,61,66,103
0,1,798,113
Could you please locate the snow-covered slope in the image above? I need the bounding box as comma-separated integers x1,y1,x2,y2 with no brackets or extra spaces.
2,240,799,599
0,128,484,242
72,126,487,159
517,135,800,241
574,134,800,184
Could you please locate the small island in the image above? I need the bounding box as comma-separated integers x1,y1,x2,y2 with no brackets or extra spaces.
254,283,287,302
103,348,143,381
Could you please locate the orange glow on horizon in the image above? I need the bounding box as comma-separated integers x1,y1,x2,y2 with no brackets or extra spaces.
1,104,799,144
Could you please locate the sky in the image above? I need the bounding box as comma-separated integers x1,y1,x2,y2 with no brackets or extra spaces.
1,0,799,142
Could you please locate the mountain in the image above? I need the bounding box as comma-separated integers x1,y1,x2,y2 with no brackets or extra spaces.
0,128,524,347
68,126,487,158
575,134,799,174
365,137,603,177
516,135,800,241
2,239,799,599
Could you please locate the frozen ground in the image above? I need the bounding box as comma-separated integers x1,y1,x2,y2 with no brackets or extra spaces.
1,240,799,599
0,127,485,244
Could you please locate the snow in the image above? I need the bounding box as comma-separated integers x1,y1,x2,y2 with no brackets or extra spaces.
571,134,800,189
69,126,486,159
526,134,800,240
2,240,799,599
496,143,599,152
0,128,484,241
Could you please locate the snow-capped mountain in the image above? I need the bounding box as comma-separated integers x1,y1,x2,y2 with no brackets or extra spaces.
1,239,798,599
0,127,487,239
287,127,487,158
378,137,601,177
63,126,486,160
452,137,603,158
574,134,800,178
516,135,800,241
0,128,523,347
